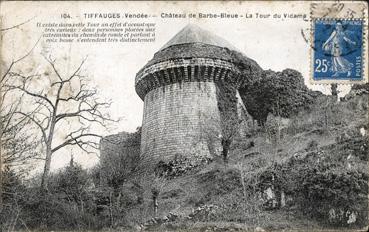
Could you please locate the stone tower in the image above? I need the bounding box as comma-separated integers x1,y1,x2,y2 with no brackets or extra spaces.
135,24,252,162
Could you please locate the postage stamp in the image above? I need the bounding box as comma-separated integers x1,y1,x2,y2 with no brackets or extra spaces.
310,2,368,84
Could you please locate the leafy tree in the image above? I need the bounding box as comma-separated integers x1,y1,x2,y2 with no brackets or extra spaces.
239,69,320,126
228,50,263,87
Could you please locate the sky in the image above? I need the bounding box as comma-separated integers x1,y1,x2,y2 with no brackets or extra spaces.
0,1,349,172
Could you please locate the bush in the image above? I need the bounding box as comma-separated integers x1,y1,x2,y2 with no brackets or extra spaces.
11,163,103,230
302,170,368,226
19,189,101,230
306,140,318,151
259,148,368,227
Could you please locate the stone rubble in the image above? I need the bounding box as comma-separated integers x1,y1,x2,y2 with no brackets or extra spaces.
186,204,219,221
155,156,212,178
141,204,219,230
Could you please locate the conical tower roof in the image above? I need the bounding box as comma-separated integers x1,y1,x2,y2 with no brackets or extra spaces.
140,24,242,68
135,24,263,100
161,24,238,51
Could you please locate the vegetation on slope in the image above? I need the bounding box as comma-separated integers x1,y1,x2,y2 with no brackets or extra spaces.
1,80,368,231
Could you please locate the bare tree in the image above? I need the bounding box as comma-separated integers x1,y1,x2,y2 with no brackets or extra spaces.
216,83,243,164
7,54,117,191
197,108,243,166
150,176,166,217
235,161,267,226
0,35,41,209
219,111,243,163
195,83,244,165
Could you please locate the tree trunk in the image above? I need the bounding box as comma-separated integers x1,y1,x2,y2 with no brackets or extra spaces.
324,98,330,132
276,100,281,146
153,196,158,216
325,109,328,131
41,118,56,192
152,188,159,217
0,82,3,212
239,168,247,198
0,137,3,211
277,116,281,146
41,146,52,191
0,161,2,211
109,191,114,227
222,149,228,164
221,139,231,164
280,190,286,208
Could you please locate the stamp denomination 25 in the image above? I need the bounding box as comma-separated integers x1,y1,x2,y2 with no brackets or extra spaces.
313,19,363,81
310,2,368,84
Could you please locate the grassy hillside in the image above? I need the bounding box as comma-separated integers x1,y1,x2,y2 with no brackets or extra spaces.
2,88,367,232
118,91,368,231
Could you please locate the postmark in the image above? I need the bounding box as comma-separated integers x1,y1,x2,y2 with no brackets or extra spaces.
310,2,368,84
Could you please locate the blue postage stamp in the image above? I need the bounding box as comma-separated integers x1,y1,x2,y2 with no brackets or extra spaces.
312,19,363,81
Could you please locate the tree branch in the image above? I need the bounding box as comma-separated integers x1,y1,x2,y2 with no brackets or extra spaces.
6,73,55,110
14,111,48,144
0,16,36,32
52,131,102,154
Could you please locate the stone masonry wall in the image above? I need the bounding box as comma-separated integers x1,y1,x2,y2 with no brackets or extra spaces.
141,81,222,163
99,131,140,186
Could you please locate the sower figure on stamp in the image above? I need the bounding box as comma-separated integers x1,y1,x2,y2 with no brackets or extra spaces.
322,22,356,77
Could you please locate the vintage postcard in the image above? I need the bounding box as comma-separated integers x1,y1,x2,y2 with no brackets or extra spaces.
0,1,368,231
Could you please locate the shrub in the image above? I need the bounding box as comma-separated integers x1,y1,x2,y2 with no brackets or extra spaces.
259,150,368,227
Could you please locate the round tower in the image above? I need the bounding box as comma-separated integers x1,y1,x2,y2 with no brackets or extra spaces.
135,24,245,162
